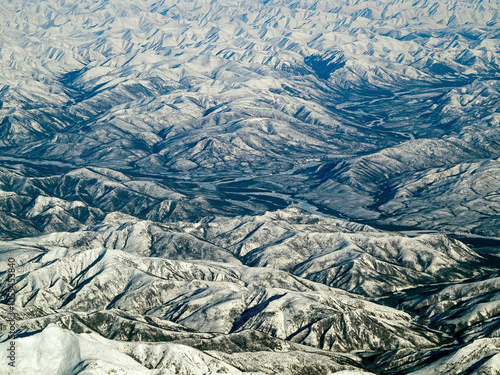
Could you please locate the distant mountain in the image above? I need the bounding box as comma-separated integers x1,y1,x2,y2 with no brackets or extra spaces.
1,0,500,373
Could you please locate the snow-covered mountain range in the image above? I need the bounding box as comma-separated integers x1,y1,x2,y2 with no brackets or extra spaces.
1,0,500,373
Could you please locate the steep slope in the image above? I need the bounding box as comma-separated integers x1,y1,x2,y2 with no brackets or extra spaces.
192,208,489,296
0,231,451,353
